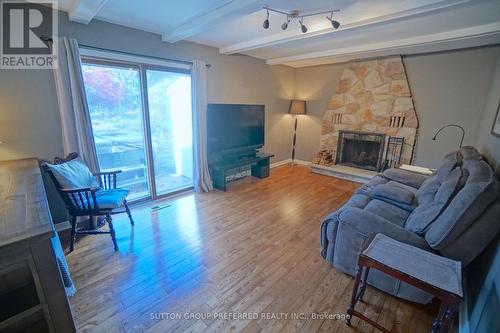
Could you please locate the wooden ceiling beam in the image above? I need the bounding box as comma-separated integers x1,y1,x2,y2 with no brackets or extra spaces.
68,0,109,24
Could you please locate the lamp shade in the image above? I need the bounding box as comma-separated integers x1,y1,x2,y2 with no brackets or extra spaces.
288,100,307,115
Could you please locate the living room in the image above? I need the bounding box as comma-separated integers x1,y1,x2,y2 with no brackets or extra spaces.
0,0,499,332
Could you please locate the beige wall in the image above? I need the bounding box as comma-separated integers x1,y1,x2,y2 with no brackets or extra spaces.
294,63,347,164
405,47,500,167
475,55,500,171
294,46,500,168
0,68,62,161
0,12,295,164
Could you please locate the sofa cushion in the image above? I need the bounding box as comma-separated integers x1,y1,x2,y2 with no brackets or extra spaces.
460,146,481,161
436,150,460,182
405,167,464,235
416,176,441,205
336,207,431,251
372,181,415,206
415,150,461,205
439,198,500,266
425,160,499,249
364,199,410,227
45,159,99,190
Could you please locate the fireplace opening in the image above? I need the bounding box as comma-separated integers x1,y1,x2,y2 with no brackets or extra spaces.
336,131,385,171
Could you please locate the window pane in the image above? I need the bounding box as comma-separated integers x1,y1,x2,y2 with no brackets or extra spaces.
146,69,193,195
82,62,150,200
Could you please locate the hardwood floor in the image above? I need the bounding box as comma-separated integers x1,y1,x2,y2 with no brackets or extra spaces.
67,165,445,333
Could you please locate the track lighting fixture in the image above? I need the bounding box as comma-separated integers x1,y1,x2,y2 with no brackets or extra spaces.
261,6,340,33
263,9,270,29
299,18,307,33
327,12,340,29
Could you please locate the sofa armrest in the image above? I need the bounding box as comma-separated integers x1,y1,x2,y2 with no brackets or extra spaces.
383,168,429,189
337,207,432,251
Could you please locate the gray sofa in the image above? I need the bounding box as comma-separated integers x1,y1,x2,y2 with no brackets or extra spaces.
320,146,500,304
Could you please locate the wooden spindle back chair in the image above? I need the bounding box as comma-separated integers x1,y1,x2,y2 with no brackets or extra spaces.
42,153,134,252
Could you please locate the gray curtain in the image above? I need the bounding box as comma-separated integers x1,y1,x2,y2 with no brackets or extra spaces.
53,37,99,172
192,60,213,192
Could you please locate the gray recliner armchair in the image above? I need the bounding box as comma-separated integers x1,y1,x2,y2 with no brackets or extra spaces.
320,146,500,304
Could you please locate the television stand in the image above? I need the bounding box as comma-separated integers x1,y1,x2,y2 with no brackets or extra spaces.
210,153,274,191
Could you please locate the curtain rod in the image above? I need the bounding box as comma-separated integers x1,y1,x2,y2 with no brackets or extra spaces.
40,36,212,68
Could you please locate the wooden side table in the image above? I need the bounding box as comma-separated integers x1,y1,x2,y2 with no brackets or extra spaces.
346,233,463,333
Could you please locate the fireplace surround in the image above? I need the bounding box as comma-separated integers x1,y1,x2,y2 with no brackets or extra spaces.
313,56,419,172
336,131,385,171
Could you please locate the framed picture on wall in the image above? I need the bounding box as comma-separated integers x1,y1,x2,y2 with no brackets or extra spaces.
492,102,500,138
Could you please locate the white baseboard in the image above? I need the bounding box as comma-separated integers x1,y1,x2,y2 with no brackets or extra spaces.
294,159,311,166
270,159,311,168
270,159,291,168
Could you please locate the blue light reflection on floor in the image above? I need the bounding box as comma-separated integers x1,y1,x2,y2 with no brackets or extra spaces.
109,194,206,304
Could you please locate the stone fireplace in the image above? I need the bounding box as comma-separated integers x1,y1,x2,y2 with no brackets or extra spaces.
336,131,385,171
312,56,418,176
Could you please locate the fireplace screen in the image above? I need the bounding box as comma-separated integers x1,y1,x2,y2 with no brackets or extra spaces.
336,131,385,171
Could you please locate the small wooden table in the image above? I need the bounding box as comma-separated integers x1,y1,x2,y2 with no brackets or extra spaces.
0,158,76,332
346,233,463,333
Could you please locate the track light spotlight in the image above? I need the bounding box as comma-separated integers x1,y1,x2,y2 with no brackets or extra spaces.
327,12,340,29
299,18,307,33
263,10,270,29
281,16,290,30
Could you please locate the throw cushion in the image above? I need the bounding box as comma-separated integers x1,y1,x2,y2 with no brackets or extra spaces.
95,189,129,209
46,159,99,190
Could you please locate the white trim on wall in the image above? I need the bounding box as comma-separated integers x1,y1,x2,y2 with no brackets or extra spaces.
79,47,191,70
270,159,311,168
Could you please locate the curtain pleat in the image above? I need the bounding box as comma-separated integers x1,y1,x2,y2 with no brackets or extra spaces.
192,60,213,192
53,37,99,172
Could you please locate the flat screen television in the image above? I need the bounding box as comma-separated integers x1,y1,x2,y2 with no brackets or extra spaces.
207,104,265,154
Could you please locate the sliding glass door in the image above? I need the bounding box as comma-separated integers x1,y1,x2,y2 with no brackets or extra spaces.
81,62,150,200
146,69,193,196
81,59,193,201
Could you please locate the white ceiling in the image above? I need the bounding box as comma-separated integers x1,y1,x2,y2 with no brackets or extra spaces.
56,0,500,67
